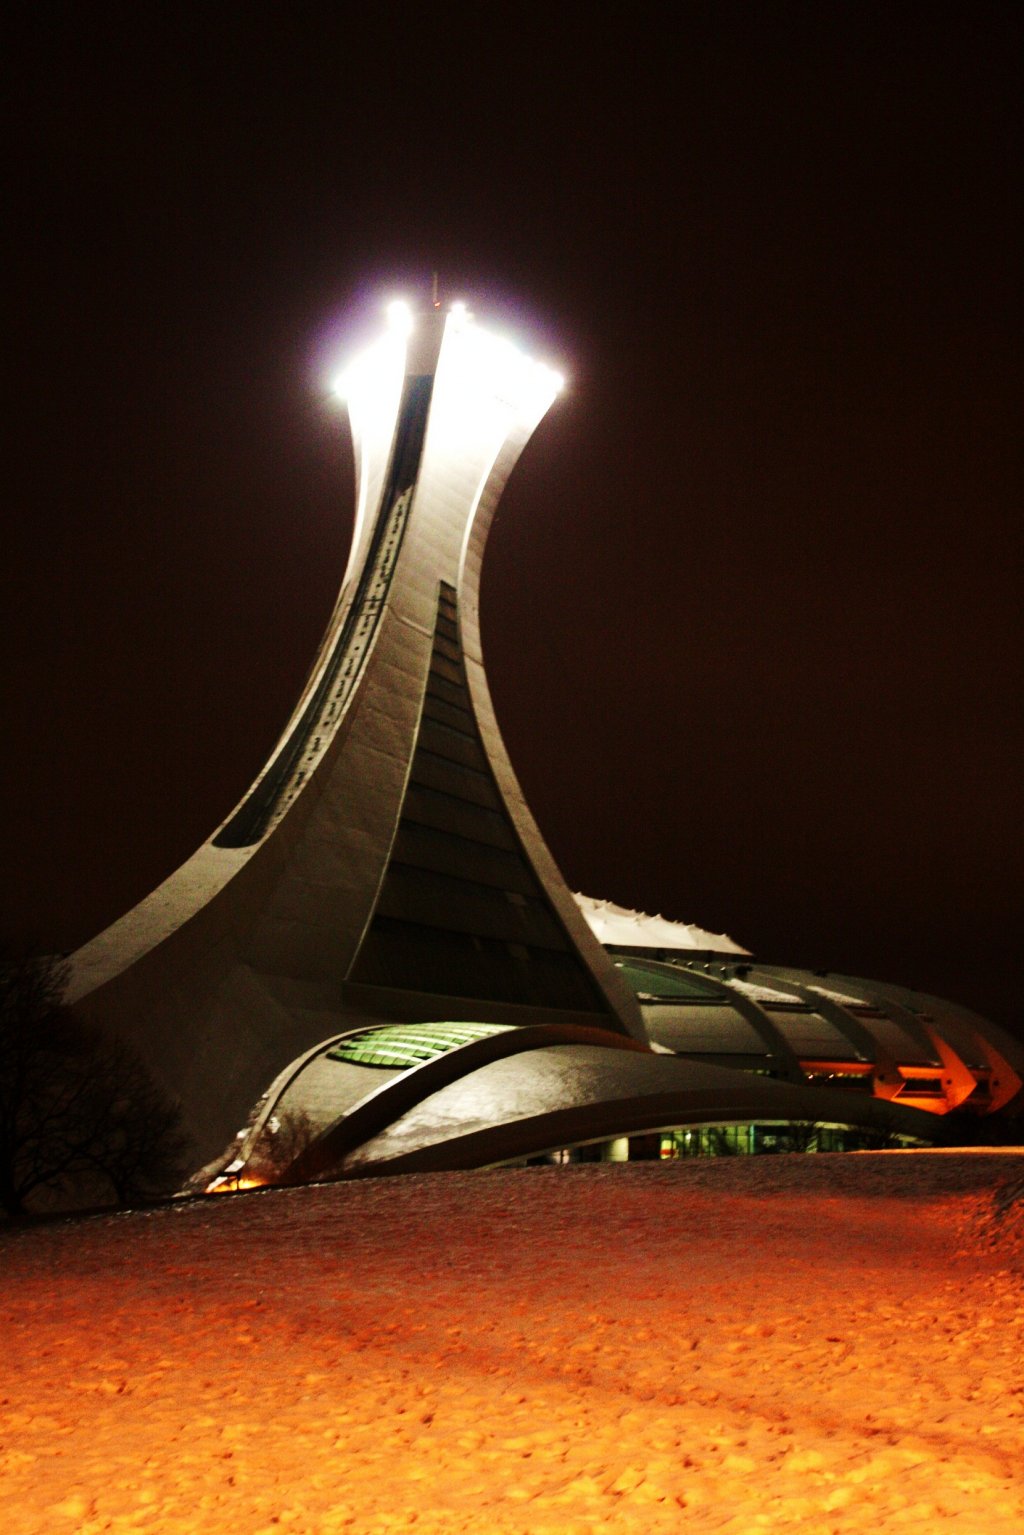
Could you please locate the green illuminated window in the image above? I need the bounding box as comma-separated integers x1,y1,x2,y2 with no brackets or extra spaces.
327,1021,512,1070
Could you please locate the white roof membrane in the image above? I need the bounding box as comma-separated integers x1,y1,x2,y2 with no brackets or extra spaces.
575,894,751,955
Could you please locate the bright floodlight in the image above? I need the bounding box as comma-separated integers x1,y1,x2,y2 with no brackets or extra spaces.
448,300,471,334
386,299,414,336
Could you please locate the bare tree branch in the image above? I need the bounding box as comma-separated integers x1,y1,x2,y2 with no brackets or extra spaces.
0,951,192,1217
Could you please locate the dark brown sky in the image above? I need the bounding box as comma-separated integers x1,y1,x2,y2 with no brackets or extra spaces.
3,4,1021,1036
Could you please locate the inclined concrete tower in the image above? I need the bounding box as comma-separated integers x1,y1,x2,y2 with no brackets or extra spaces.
67,301,646,1167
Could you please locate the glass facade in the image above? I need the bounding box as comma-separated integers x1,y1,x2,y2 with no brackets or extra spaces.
524,1122,918,1165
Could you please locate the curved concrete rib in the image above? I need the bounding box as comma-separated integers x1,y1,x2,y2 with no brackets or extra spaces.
626,957,807,1083
286,1025,650,1184
748,969,905,1099
332,1046,936,1178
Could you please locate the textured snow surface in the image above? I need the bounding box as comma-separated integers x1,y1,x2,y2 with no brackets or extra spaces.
2,1151,1023,1535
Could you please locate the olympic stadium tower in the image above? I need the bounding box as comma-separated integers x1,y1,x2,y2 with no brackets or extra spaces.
66,301,1022,1189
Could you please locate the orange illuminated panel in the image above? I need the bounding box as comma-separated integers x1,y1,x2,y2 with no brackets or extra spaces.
800,1060,873,1077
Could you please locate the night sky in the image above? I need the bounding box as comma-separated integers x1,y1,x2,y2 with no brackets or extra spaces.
4,5,1021,1041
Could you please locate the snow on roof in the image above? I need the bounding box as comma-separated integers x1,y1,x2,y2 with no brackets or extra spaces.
575,894,751,956
724,976,802,1004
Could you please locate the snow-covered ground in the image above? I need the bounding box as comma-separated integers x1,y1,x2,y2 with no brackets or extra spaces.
2,1151,1022,1534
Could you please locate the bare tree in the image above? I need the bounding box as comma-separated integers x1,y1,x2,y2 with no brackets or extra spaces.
776,1120,822,1154
65,1028,193,1205
244,1107,319,1185
0,952,191,1217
